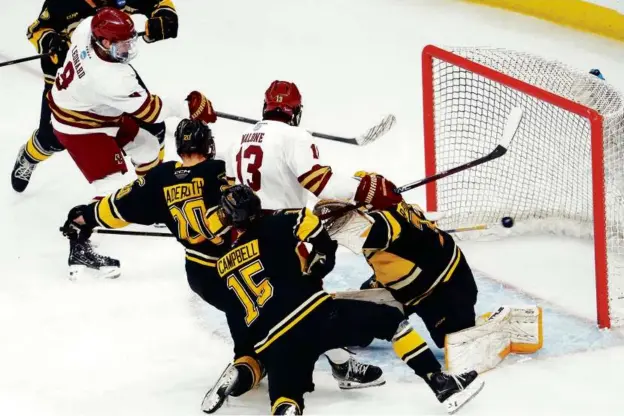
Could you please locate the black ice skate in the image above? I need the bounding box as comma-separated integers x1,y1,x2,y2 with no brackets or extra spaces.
68,238,121,281
328,356,385,389
11,145,38,193
201,363,240,414
427,370,484,414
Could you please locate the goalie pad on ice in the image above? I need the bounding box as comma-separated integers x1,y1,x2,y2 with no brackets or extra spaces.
445,305,542,375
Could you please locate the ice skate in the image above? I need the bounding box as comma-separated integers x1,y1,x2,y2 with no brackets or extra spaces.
201,363,240,414
427,370,484,414
328,356,385,389
11,145,38,193
68,238,120,281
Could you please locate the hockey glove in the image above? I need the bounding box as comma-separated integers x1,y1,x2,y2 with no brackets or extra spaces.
186,91,217,124
61,205,94,242
305,237,337,280
144,10,178,43
42,32,69,66
115,115,140,148
354,173,402,210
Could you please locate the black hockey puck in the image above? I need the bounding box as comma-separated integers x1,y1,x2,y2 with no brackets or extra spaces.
501,216,514,228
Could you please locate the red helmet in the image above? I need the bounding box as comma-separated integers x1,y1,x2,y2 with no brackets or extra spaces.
263,81,303,126
91,7,138,63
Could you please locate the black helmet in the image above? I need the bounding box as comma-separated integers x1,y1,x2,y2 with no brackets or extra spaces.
221,185,262,229
175,119,215,158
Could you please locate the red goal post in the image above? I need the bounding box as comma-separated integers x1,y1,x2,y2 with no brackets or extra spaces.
421,45,624,328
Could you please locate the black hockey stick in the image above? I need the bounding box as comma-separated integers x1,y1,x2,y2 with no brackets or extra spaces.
0,52,52,68
216,111,396,146
1,32,147,69
92,228,173,237
319,106,523,220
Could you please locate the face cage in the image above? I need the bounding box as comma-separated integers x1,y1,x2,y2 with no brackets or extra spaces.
98,34,138,63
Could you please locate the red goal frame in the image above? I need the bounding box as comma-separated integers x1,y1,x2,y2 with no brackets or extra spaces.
421,45,611,328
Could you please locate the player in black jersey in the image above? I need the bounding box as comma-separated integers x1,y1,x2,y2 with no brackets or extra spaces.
12,0,178,192
59,119,268,403
313,193,479,350
209,184,484,415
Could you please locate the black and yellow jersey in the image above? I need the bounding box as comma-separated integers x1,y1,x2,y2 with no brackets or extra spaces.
215,208,332,355
363,201,462,310
28,0,177,82
81,159,231,265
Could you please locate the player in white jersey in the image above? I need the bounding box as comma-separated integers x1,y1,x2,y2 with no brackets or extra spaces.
227,80,404,390
48,7,216,196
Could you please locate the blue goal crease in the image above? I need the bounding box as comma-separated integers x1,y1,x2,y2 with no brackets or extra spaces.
189,251,624,379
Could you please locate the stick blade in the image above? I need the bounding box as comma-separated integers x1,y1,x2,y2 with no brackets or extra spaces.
499,106,523,150
356,114,397,146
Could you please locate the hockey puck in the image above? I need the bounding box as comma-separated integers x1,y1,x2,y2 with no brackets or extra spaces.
501,216,514,228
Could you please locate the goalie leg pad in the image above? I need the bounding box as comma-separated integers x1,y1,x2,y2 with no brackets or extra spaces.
445,306,512,375
445,305,543,374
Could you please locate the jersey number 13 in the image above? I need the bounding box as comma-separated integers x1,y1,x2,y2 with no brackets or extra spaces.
236,145,264,191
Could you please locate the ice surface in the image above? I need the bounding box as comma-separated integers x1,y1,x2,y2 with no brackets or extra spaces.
2,0,624,414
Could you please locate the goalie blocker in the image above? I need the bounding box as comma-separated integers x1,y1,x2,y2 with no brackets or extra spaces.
316,198,543,374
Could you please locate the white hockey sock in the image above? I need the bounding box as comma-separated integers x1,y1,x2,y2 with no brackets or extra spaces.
325,348,351,364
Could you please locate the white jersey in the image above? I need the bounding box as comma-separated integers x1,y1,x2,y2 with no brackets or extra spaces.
228,120,359,210
49,17,189,136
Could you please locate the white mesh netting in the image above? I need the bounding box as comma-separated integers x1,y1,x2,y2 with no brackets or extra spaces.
425,46,624,327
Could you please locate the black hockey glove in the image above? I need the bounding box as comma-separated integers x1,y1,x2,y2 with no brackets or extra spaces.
61,205,94,242
305,236,337,280
42,32,69,66
144,11,178,43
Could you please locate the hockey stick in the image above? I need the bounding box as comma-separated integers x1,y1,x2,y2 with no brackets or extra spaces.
0,32,147,69
0,52,52,68
92,228,173,237
216,111,396,146
85,221,489,239
318,106,524,220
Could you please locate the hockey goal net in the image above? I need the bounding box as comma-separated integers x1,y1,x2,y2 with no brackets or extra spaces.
422,45,624,328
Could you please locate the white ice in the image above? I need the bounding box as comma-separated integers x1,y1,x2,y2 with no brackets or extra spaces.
2,0,624,415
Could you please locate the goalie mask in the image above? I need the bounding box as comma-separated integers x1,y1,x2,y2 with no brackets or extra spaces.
313,199,374,254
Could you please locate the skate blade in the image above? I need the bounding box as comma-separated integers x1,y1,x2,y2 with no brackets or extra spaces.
201,364,238,414
337,377,386,390
69,265,121,281
444,377,485,415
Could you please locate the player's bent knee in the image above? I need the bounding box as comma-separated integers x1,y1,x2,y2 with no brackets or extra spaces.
272,397,302,415
123,128,161,165
231,355,265,396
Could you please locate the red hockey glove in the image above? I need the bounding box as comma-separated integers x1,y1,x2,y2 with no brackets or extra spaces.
115,114,140,148
186,91,217,124
354,173,402,210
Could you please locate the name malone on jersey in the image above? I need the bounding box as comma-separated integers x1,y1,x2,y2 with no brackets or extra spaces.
241,132,264,144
